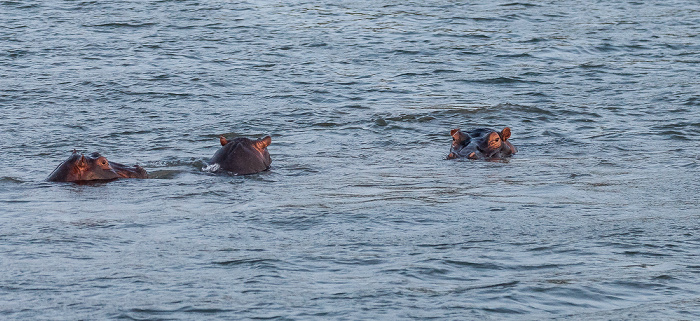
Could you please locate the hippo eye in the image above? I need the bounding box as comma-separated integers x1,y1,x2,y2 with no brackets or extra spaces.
97,157,109,167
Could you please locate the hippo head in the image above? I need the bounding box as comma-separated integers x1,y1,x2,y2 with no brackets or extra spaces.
209,135,272,175
447,129,472,159
450,128,470,148
447,127,517,160
476,127,512,158
47,151,147,182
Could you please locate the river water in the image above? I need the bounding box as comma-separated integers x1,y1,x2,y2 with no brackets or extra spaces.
1,0,699,319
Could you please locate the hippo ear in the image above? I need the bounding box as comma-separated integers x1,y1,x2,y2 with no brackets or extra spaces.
450,129,460,136
220,135,228,146
500,127,511,141
255,136,272,150
77,154,88,167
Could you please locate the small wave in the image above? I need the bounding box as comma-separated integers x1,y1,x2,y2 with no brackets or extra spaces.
680,161,698,169
649,123,695,140
521,37,549,43
432,69,460,74
127,306,234,315
304,42,327,48
212,258,280,268
253,63,276,68
202,163,220,173
145,170,182,179
463,77,544,85
142,158,205,169
372,114,435,127
471,17,508,22
87,22,157,28
444,260,503,270
621,250,673,257
391,49,421,55
500,2,540,7
4,49,31,58
579,62,607,69
396,72,431,77
118,90,192,97
70,219,116,229
496,53,533,58
385,114,435,122
313,122,339,128
0,177,24,184
1,1,39,9
684,97,700,106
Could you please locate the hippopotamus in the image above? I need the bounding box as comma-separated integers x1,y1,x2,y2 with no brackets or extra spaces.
447,127,517,160
208,135,272,175
47,151,147,182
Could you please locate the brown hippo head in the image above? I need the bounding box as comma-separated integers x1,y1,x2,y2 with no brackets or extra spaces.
476,127,513,158
47,151,147,182
447,128,472,159
208,135,272,175
447,127,517,160
450,128,470,148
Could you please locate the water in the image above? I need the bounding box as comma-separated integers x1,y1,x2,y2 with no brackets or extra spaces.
1,0,699,319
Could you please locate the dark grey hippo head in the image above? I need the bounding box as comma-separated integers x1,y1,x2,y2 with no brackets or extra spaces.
208,135,272,175
447,127,517,160
47,151,147,182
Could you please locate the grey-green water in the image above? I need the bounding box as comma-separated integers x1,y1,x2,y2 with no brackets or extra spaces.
1,1,699,319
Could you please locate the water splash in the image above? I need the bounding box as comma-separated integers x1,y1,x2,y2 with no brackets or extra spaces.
201,163,220,173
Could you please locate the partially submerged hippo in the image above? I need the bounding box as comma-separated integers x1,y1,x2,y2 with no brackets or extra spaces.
47,151,147,182
447,127,517,160
208,135,272,175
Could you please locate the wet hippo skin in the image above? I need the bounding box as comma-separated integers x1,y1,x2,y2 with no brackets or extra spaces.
47,152,147,182
447,127,517,160
208,135,272,175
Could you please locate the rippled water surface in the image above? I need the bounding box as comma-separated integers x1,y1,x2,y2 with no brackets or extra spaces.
1,0,699,319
